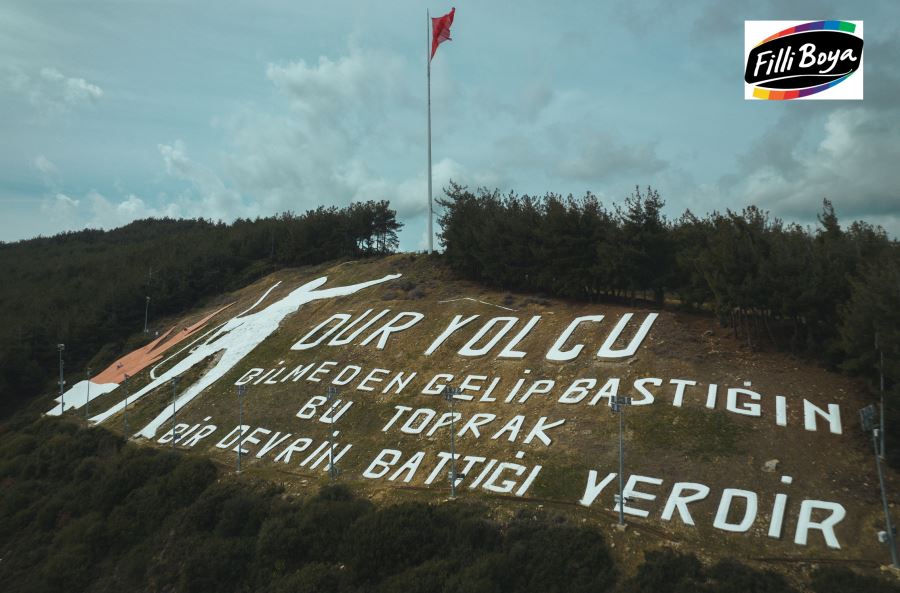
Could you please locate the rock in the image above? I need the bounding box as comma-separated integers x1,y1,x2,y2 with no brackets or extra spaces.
763,459,780,472
703,330,714,337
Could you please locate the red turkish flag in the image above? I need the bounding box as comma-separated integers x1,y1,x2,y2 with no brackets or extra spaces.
431,8,455,60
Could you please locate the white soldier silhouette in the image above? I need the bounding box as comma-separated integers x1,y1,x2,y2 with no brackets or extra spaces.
90,273,400,438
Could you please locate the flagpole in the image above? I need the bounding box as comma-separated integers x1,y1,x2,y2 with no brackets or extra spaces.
427,9,433,254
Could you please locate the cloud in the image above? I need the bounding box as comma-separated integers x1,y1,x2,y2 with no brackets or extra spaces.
216,44,502,228
493,126,668,186
85,191,174,228
726,107,900,232
336,157,504,219
40,67,103,102
691,0,850,42
4,66,103,117
34,154,57,175
40,192,80,225
265,46,411,138
38,189,189,233
209,41,674,247
720,30,900,235
34,154,61,188
32,144,246,233
158,140,249,221
216,47,415,215
556,133,667,182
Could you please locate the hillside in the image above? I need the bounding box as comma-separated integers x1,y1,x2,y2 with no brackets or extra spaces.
0,203,402,417
41,254,900,583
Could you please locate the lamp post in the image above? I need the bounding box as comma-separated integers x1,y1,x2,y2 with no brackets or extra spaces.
85,368,92,420
57,344,65,414
171,377,179,449
861,404,899,568
144,296,151,333
327,386,339,483
122,373,130,436
236,385,245,473
876,331,887,459
610,394,632,526
443,386,461,498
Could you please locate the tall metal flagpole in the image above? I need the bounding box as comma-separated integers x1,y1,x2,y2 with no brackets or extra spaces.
427,9,433,254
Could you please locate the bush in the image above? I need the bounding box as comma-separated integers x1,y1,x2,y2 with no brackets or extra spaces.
810,566,900,593
0,419,887,593
623,549,706,593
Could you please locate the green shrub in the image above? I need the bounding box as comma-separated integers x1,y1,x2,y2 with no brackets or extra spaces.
810,566,900,593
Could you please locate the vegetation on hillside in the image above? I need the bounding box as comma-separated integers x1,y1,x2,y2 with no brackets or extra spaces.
439,184,900,463
2,419,893,593
0,201,401,417
0,195,898,589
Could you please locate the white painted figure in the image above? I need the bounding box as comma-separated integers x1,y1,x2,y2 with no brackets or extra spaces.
88,273,400,438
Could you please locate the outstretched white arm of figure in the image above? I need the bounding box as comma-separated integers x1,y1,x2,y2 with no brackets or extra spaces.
235,281,282,317
307,273,402,300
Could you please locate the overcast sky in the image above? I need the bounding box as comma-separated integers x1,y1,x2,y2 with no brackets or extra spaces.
2,0,899,249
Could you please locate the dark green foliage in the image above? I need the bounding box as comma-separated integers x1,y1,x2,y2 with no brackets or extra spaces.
0,420,218,593
347,503,455,582
439,186,900,462
706,559,796,593
0,201,402,417
622,549,707,593
621,550,797,593
449,522,617,593
0,419,618,593
810,566,900,593
839,255,900,466
267,562,346,593
0,419,877,592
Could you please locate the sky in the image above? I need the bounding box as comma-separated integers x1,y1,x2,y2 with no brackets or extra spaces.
2,0,899,250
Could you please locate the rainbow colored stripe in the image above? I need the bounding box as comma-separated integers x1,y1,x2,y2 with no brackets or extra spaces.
755,20,856,47
752,72,855,100
751,21,858,100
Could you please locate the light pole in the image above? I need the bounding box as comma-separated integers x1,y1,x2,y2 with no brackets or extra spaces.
236,385,245,473
443,386,461,498
610,394,632,526
877,331,887,459
327,386,339,483
861,404,899,568
144,296,151,333
123,373,130,436
57,344,65,414
171,376,179,449
85,368,92,420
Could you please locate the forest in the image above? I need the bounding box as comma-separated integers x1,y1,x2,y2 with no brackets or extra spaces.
0,200,401,417
438,184,900,464
0,416,894,593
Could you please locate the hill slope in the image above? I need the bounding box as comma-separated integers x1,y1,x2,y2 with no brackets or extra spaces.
44,254,900,577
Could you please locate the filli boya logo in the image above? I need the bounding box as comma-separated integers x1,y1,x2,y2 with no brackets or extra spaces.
744,21,864,100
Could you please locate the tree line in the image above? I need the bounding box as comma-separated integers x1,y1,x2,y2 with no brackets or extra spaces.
438,183,900,462
0,201,401,416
